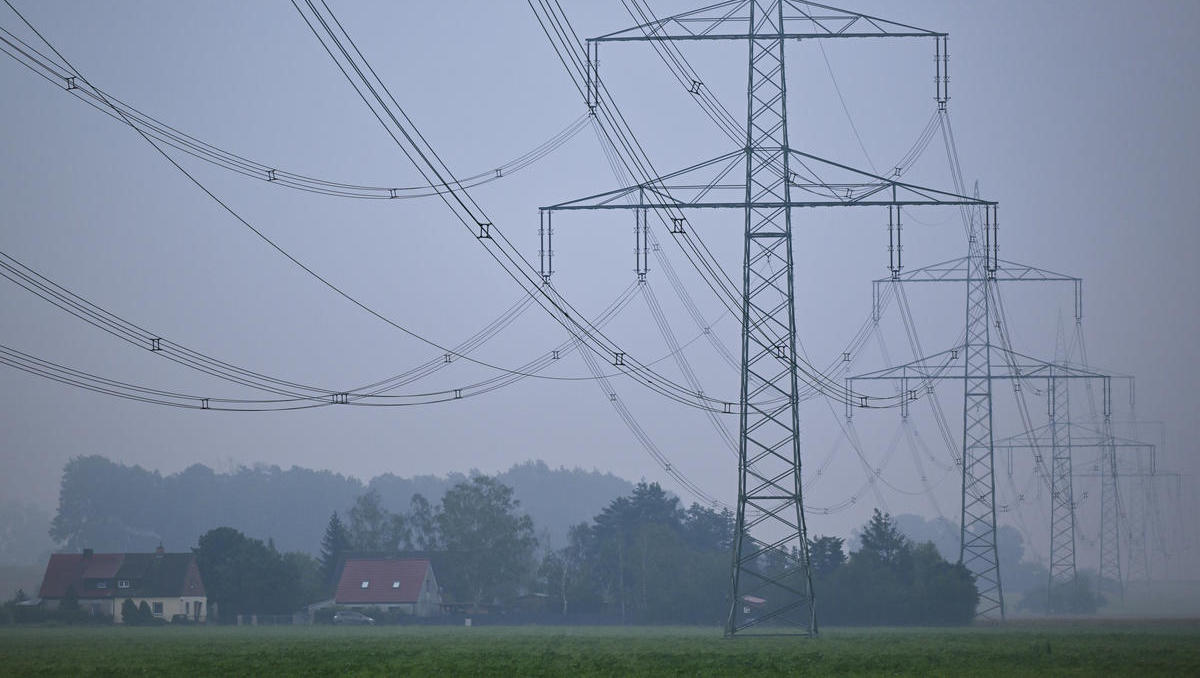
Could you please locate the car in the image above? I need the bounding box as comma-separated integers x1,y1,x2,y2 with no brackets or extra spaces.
332,610,375,626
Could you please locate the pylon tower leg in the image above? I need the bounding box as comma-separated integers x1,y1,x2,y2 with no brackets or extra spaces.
725,0,815,637
1047,374,1078,611
1099,420,1123,597
960,236,1005,620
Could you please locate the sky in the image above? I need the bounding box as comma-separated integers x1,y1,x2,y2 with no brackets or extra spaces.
1,1,1198,579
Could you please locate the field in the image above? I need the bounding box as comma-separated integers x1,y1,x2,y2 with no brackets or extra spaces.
1,622,1199,676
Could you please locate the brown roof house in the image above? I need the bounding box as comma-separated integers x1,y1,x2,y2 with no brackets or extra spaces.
333,558,442,617
39,546,207,623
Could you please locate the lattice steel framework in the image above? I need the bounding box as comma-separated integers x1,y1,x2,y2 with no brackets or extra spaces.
995,420,1160,602
542,0,979,635
849,341,1111,620
1046,371,1077,594
863,248,1081,620
1099,420,1124,591
958,230,1004,618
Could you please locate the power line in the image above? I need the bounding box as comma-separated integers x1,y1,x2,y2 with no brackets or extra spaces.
0,22,590,201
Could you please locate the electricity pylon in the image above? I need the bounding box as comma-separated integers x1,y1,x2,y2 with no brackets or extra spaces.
850,256,1112,622
862,248,1082,620
542,1,983,636
995,420,1161,600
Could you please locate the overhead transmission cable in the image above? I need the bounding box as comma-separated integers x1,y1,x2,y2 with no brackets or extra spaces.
2,0,696,397
291,0,757,413
0,22,589,200
0,241,688,408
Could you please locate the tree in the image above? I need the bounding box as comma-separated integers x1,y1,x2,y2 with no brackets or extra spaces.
436,476,537,605
318,512,351,589
60,584,79,611
408,494,438,550
817,509,977,626
348,490,409,553
120,597,154,625
120,598,138,624
195,527,305,620
283,551,325,607
858,509,909,566
681,504,734,553
808,535,847,579
51,456,162,551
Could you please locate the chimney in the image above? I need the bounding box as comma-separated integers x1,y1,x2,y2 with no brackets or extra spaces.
82,548,93,559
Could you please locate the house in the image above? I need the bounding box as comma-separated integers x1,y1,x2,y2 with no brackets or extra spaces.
38,546,207,623
333,557,442,617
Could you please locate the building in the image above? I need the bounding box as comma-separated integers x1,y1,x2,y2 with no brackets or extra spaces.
333,558,441,617
38,546,207,623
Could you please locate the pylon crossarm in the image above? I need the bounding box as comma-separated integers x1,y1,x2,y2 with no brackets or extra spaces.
993,422,1157,452
848,346,1117,384
591,0,943,43
873,258,1080,285
542,149,991,213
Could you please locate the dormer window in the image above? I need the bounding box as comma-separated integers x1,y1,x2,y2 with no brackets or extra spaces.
360,580,369,589
392,581,400,589
118,580,130,589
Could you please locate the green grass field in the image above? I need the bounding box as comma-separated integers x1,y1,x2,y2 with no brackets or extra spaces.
1,622,1198,676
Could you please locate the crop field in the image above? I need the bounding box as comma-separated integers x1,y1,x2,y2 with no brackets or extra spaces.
1,622,1199,676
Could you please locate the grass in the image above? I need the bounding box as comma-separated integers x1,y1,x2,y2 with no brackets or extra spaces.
1,622,1199,676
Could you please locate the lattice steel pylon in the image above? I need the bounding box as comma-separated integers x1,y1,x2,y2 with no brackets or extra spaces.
994,419,1160,603
960,225,1003,619
864,245,1083,619
540,1,982,635
850,283,1115,622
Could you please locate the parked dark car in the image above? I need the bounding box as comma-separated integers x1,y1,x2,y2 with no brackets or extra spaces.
332,610,375,626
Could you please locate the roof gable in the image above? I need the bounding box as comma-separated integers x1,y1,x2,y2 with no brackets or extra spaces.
40,552,204,600
334,559,431,605
39,554,85,599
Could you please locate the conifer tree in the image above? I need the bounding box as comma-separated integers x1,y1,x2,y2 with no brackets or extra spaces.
319,512,351,590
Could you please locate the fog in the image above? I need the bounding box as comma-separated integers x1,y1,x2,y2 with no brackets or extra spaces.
1,0,1198,595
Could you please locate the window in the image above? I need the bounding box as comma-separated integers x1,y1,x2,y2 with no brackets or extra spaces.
95,581,107,589
392,581,400,589
360,580,369,589
118,580,130,589
152,602,163,616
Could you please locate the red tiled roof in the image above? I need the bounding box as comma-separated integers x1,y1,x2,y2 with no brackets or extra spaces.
334,559,431,605
39,554,84,599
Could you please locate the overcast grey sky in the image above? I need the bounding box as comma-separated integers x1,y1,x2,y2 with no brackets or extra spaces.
1,1,1197,576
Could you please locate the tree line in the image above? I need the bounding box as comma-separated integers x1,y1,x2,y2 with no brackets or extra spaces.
47,456,630,556
187,477,977,626
38,456,988,625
